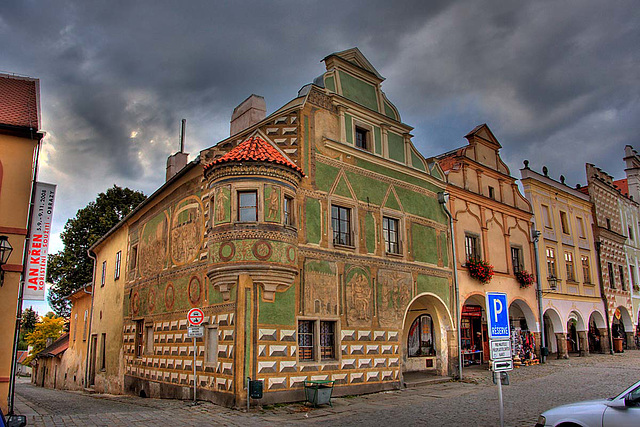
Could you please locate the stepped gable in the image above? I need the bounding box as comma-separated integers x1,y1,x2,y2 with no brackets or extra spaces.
204,135,304,175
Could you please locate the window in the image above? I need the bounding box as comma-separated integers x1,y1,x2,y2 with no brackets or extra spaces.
284,195,294,226
238,190,258,222
577,217,586,238
542,205,552,229
465,234,480,262
546,247,557,278
298,320,314,361
629,226,634,241
83,310,88,341
383,217,400,254
129,244,138,271
407,314,435,357
355,126,369,150
630,265,636,288
608,262,615,288
320,321,336,360
101,261,106,287
606,218,611,230
145,325,154,355
114,251,121,280
100,333,106,370
581,255,591,284
135,320,144,358
205,327,218,365
73,313,78,341
511,246,523,274
488,186,495,200
331,205,352,246
619,265,626,290
560,211,570,234
565,251,575,282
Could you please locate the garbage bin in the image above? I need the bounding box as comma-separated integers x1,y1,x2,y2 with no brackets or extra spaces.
613,337,624,353
304,380,335,407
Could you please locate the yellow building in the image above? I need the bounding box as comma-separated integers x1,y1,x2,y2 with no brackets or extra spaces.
520,164,605,357
0,73,44,413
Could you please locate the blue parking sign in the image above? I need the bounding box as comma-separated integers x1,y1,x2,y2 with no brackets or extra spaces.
486,292,510,339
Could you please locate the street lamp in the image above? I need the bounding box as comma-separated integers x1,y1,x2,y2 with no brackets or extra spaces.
0,235,14,286
547,275,558,290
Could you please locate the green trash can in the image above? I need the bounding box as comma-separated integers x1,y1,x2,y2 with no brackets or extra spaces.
304,380,335,407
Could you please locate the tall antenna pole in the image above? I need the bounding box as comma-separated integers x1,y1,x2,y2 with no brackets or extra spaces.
180,119,186,153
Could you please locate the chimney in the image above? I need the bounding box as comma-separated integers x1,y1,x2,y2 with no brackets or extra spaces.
230,94,266,136
166,119,189,181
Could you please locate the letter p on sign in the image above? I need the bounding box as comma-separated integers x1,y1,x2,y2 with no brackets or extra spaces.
486,292,510,339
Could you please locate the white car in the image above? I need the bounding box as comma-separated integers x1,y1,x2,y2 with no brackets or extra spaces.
536,380,640,427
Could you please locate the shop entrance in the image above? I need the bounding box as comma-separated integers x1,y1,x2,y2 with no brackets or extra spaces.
543,308,563,356
567,318,579,354
508,299,538,364
612,306,633,351
461,295,489,366
587,311,606,353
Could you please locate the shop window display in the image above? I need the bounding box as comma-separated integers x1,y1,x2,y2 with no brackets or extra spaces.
407,314,435,357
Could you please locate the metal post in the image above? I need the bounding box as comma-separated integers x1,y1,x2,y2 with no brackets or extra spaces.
532,229,546,363
193,336,197,404
497,373,504,427
247,377,250,411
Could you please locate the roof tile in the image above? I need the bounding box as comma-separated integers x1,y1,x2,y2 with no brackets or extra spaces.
0,74,40,129
205,136,303,174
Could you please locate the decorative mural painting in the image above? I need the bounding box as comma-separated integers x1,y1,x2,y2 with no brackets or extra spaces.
164,283,175,311
139,212,169,277
378,269,412,327
213,185,231,224
303,259,338,316
170,196,204,265
345,265,372,327
188,276,203,305
265,185,281,222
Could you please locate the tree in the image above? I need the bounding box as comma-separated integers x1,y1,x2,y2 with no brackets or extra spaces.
47,185,146,316
24,313,65,363
18,306,39,350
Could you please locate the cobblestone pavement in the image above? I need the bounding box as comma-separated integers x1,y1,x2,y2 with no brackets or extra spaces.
15,351,640,426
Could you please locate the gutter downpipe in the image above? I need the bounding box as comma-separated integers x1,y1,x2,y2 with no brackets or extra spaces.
85,250,98,388
532,228,546,363
439,192,462,380
594,241,614,355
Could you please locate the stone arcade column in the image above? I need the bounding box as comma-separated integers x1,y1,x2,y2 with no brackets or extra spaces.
598,328,610,354
555,333,569,359
577,331,589,356
626,332,636,350
532,332,542,359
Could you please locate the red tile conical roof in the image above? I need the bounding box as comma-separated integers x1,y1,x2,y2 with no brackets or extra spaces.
204,136,304,174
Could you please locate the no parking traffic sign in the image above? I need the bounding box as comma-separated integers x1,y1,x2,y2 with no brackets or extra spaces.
187,308,204,326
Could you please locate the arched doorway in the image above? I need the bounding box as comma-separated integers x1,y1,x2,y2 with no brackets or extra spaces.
509,299,538,361
588,311,606,353
402,293,454,376
543,308,563,357
566,311,585,355
612,306,633,351
461,294,488,366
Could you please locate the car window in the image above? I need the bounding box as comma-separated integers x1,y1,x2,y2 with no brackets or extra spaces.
628,385,640,402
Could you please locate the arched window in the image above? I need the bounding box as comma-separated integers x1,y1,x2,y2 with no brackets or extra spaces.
407,314,435,357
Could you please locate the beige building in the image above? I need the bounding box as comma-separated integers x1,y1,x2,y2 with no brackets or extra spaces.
437,124,540,367
0,74,44,413
521,164,605,358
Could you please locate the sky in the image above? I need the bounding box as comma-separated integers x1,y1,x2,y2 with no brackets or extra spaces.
2,1,639,314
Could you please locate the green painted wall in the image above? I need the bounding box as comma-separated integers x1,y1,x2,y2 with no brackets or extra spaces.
430,165,443,180
411,149,426,171
345,113,353,145
388,132,405,163
324,75,336,92
384,189,402,211
395,186,447,223
315,162,340,193
365,212,376,254
258,285,295,326
338,71,379,112
384,101,398,120
439,232,449,267
305,198,322,244
304,116,310,174
374,126,382,155
333,175,353,199
416,274,450,307
354,157,443,193
412,223,439,264
344,170,388,206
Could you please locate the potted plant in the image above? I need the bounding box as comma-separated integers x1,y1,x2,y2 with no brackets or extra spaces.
515,270,535,288
466,258,494,284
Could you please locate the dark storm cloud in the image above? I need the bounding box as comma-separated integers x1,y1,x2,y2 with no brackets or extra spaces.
1,0,639,249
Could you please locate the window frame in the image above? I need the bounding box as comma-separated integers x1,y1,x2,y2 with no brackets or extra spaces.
619,265,626,290
237,190,258,222
542,204,553,229
581,255,591,284
564,251,575,282
383,216,401,255
331,204,353,247
559,211,570,235
546,247,557,279
284,194,294,227
488,186,495,200
101,260,107,287
145,324,154,355
129,244,138,273
135,320,144,358
464,233,481,263
407,313,436,358
608,262,615,288
576,217,586,238
297,318,340,364
511,246,523,274
115,250,121,280
205,326,219,367
100,333,106,371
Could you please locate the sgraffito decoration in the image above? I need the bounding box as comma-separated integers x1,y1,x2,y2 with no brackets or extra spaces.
170,196,204,265
303,259,338,316
213,185,231,224
139,211,169,277
219,242,236,262
164,283,175,311
148,287,157,313
378,269,412,327
252,240,273,261
211,239,297,266
188,276,202,305
345,265,372,327
131,291,140,316
265,185,281,222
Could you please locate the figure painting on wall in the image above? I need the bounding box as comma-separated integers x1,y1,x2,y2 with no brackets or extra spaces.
267,185,280,221
215,187,228,222
346,268,372,326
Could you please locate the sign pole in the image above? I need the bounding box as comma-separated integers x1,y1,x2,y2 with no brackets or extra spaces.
497,375,504,427
193,336,197,404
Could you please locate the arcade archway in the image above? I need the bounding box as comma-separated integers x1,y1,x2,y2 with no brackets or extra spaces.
588,310,606,353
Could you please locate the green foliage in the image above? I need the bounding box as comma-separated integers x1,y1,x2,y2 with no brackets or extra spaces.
47,185,146,317
18,306,39,350
24,314,65,364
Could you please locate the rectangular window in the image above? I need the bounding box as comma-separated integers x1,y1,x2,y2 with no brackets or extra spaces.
565,251,575,282
560,211,570,234
331,205,352,246
298,320,314,361
101,261,106,287
630,265,636,288
320,321,336,360
619,265,626,290
581,255,591,284
488,186,495,200
383,217,400,254
608,262,615,288
135,320,144,358
511,246,523,274
355,126,369,150
83,310,88,341
577,217,586,238
629,226,634,241
114,251,121,280
465,234,480,262
238,190,258,222
145,325,154,355
73,313,78,341
542,205,552,229
284,195,294,226
546,247,556,278
606,218,611,230
205,327,218,365
129,245,138,271
100,333,106,370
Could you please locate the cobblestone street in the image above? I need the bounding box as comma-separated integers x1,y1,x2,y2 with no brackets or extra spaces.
15,351,640,426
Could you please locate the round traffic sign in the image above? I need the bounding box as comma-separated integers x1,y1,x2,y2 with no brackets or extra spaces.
187,308,204,326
